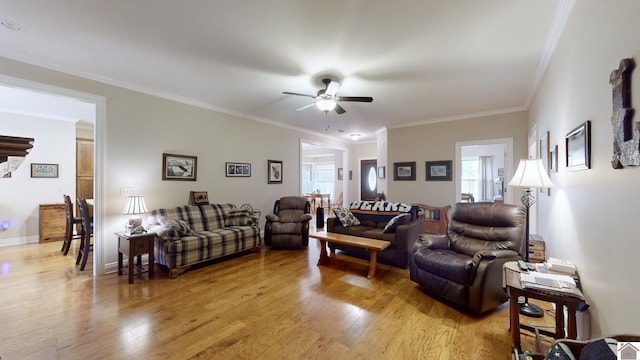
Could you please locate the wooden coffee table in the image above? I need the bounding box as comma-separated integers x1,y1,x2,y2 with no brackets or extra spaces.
310,231,391,279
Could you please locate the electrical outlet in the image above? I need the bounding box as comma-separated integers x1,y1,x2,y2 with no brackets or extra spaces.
120,187,134,196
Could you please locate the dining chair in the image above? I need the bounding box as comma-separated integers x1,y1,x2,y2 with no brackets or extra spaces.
76,197,93,271
61,194,84,256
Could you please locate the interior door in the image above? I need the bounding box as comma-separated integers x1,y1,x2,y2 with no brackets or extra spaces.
360,159,377,200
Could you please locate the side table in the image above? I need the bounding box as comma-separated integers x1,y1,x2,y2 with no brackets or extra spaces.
503,261,586,354
116,231,155,284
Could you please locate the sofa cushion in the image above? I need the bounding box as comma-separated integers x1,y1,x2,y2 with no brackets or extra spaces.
413,248,474,285
200,203,235,230
331,224,372,237
383,213,411,233
333,207,361,227
225,208,252,226
361,228,396,244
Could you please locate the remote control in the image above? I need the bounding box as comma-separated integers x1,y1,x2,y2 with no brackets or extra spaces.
518,260,528,271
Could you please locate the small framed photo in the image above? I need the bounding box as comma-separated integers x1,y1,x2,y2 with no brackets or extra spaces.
565,120,591,171
550,145,558,173
540,131,551,195
31,163,58,178
268,160,283,184
225,162,251,177
378,166,385,179
393,162,416,181
190,191,209,205
163,153,197,181
337,168,344,180
426,160,452,181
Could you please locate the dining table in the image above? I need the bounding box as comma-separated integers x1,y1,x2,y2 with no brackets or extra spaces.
304,193,331,214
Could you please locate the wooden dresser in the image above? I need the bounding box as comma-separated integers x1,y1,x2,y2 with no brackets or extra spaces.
39,203,66,243
415,204,451,235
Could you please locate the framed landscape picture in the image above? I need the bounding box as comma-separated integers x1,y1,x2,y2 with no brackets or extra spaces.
425,160,452,181
268,160,283,184
162,153,197,181
393,161,416,181
225,162,251,177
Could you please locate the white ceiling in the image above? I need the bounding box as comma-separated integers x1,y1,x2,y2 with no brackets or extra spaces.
0,1,571,142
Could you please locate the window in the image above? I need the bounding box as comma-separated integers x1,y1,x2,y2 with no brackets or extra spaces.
301,162,334,198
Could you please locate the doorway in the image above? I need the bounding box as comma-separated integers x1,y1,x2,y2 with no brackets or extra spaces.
0,74,105,276
455,138,513,204
360,159,377,200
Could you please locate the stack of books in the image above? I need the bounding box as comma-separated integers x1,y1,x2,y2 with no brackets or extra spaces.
546,257,577,275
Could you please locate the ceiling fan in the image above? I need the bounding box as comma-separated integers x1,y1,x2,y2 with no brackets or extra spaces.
283,78,373,114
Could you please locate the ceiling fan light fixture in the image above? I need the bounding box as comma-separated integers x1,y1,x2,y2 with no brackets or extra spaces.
350,133,361,141
316,98,336,112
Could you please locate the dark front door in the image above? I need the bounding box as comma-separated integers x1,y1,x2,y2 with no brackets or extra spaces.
360,159,377,200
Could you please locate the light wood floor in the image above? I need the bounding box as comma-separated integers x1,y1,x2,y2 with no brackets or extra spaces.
0,238,555,360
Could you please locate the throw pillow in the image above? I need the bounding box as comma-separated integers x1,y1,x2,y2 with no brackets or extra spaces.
580,338,617,360
383,213,411,233
225,209,253,226
543,343,576,360
333,207,361,227
160,216,195,236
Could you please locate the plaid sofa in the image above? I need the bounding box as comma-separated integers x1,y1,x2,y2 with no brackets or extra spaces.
326,200,423,268
147,203,261,278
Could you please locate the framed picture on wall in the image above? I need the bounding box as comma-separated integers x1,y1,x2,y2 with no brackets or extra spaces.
268,160,283,184
393,162,416,181
225,162,251,177
31,163,58,178
540,131,551,195
425,160,452,181
565,120,591,171
162,153,197,181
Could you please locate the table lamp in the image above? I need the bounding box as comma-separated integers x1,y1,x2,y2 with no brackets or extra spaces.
122,195,148,234
508,158,554,317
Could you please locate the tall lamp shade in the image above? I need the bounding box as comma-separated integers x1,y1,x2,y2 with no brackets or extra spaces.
122,195,147,234
508,158,554,317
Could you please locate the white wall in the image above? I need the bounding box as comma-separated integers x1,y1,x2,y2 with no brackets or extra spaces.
0,113,76,245
529,0,639,336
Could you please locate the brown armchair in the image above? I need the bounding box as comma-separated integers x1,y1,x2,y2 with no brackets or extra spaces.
410,202,526,314
264,196,313,248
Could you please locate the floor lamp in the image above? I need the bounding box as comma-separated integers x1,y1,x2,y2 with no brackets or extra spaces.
508,158,554,317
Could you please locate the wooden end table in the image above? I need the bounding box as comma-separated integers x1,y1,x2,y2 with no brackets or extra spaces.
503,261,586,354
117,231,155,284
310,231,390,279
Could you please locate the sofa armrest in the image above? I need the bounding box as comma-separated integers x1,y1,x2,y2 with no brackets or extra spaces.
265,213,280,222
395,218,427,268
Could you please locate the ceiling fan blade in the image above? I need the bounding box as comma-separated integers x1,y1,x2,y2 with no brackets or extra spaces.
283,91,315,99
334,104,346,114
296,102,316,111
325,81,341,96
337,96,373,102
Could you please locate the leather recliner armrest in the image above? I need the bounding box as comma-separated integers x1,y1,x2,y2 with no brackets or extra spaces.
299,214,313,222
416,233,450,250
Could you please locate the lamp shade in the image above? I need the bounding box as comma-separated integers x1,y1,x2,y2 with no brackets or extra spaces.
122,195,148,215
508,159,554,188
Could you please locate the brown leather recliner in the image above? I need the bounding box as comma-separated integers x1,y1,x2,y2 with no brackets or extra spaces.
410,202,526,314
264,196,313,248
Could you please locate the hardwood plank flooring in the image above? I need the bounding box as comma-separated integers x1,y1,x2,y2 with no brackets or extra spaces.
0,239,555,359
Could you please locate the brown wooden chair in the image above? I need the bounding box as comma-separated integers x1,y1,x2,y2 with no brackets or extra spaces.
76,198,93,271
61,195,84,256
